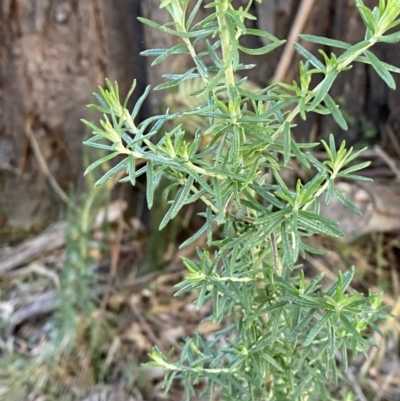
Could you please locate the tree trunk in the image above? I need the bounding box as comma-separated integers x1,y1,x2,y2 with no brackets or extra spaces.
0,0,147,233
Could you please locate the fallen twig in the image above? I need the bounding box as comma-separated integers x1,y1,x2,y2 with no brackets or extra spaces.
0,200,127,273
373,145,400,181
273,0,316,83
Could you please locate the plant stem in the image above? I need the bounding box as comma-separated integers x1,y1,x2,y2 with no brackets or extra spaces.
216,0,240,120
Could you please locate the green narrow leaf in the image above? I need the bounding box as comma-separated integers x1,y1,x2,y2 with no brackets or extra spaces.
163,371,178,394
230,125,241,167
340,266,354,296
179,222,208,249
260,351,285,372
378,31,400,43
91,92,111,112
271,168,291,196
250,183,285,209
298,213,343,237
356,55,400,73
146,161,155,209
328,133,337,159
299,96,306,120
340,342,348,372
170,176,195,219
332,186,361,215
137,17,161,30
325,179,334,205
119,165,146,183
291,139,310,169
337,40,369,65
196,282,208,310
299,34,350,50
213,177,225,223
194,55,209,78
356,5,377,34
309,71,337,110
202,371,226,389
339,161,371,176
365,50,395,88
244,28,282,43
153,46,188,65
339,313,367,348
81,118,109,138
283,122,291,166
83,136,114,151
187,0,204,29
159,0,174,8
154,68,197,91
238,40,285,56
197,64,227,96
304,312,332,346
324,94,348,130
281,222,294,271
94,158,129,187
293,43,325,70
84,151,120,176
123,79,137,109
131,85,151,120
181,172,214,201
335,270,344,301
205,39,222,68
328,325,336,359
127,154,137,186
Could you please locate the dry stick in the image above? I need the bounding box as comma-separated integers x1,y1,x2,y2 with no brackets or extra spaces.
0,222,66,274
24,121,73,208
0,161,20,175
129,300,166,354
273,0,316,83
3,286,106,338
383,123,400,160
0,200,127,273
361,295,400,375
372,371,397,401
345,368,368,401
373,145,400,181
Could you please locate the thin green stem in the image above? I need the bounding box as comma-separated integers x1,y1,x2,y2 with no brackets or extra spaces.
216,0,240,120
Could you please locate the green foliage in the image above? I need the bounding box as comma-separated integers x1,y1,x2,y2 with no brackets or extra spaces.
83,0,400,399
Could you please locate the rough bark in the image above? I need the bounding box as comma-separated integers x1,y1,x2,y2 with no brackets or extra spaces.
0,0,146,232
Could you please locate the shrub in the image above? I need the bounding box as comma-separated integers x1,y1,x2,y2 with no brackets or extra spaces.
83,1,400,399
